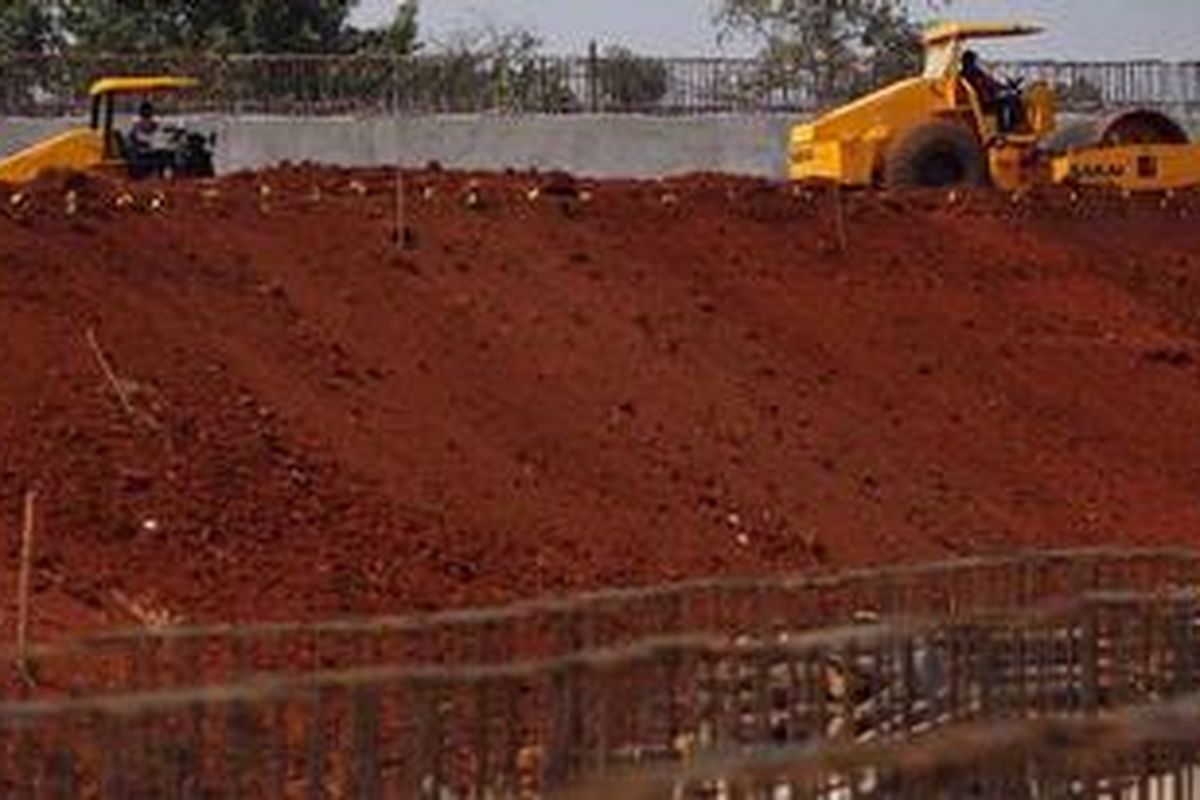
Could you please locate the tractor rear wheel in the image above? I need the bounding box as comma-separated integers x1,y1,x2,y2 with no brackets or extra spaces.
884,121,988,188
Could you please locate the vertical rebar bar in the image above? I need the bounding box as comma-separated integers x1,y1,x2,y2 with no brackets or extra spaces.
352,686,382,800
305,689,327,800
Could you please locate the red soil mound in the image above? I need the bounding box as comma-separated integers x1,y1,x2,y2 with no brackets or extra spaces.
3,166,1200,636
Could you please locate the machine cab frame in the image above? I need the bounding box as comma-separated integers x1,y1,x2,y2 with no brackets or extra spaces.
921,23,1052,142
921,22,1044,81
87,76,200,163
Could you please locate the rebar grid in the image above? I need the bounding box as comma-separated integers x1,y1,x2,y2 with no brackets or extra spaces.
1,582,1198,798
576,693,1200,800
4,548,1196,701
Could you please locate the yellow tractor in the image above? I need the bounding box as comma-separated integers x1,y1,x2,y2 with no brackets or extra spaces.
0,76,215,184
789,22,1200,191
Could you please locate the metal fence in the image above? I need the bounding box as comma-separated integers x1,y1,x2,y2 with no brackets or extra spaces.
1,548,1200,797
0,53,778,116
3,53,1200,116
1000,59,1200,112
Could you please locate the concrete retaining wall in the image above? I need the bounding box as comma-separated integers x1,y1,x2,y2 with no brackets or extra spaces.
2,114,799,179
7,112,1200,180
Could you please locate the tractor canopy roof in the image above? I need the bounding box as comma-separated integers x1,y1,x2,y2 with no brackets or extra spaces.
922,22,1043,48
88,76,199,97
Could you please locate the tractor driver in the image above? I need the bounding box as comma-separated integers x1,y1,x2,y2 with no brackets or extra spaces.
961,50,1022,133
128,100,174,177
130,101,161,150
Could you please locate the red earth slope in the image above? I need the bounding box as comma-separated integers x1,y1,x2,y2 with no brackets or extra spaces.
3,167,1200,637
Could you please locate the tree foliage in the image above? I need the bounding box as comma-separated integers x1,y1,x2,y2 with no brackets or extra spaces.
0,0,418,55
718,0,939,104
412,24,577,112
0,0,60,54
596,46,669,110
348,2,419,55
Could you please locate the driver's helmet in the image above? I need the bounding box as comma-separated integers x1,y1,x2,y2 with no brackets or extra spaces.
961,50,980,71
138,100,155,119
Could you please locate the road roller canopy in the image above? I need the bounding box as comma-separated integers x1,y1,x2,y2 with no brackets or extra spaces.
922,22,1044,47
922,22,1043,79
88,76,199,97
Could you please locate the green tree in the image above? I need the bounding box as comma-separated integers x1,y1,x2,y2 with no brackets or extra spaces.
47,0,416,54
717,0,939,105
414,24,577,112
596,46,669,111
237,0,356,52
0,0,62,54
2,1,419,114
58,0,196,52
347,1,420,55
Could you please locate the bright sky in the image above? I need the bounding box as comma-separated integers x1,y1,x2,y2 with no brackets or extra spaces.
351,1,1200,60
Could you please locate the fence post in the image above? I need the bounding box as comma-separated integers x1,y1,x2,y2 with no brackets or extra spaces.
588,41,600,113
539,56,549,113
494,56,509,113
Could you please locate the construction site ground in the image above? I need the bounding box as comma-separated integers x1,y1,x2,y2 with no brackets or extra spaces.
4,165,1200,640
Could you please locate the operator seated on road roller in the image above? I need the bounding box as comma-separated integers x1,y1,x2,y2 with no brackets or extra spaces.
127,100,181,179
961,50,1023,134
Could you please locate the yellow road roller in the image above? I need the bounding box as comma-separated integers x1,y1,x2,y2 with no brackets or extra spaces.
789,22,1200,191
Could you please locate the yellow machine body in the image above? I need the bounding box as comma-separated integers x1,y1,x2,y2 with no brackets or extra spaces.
790,77,954,185
1053,143,1200,191
790,22,1049,186
0,129,106,183
0,76,199,184
789,21,1200,192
